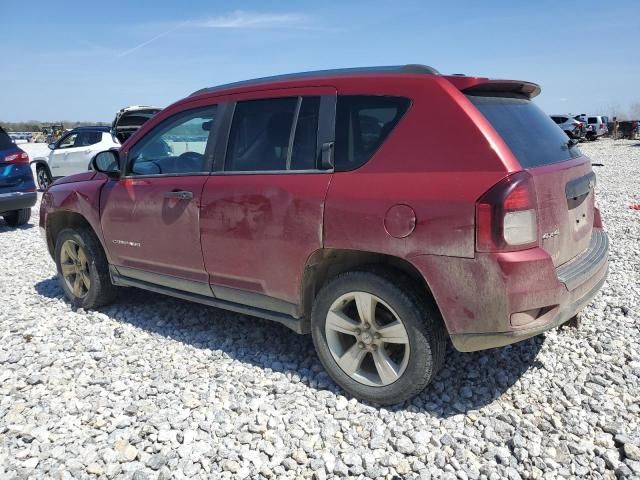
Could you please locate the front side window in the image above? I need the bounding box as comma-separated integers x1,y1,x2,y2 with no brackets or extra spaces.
127,106,216,176
57,133,79,149
225,96,321,172
334,96,410,171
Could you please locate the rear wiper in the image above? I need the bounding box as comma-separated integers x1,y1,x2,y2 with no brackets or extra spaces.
567,138,579,148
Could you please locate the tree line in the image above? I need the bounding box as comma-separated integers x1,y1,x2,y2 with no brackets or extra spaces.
0,120,109,132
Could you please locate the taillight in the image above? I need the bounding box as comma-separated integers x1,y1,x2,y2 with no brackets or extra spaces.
3,151,30,164
475,171,539,252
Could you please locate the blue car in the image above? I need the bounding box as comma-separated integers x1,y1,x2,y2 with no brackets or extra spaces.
0,126,37,227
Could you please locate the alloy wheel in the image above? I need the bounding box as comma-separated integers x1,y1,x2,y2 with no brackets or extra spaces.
325,291,410,387
60,239,91,298
37,168,50,190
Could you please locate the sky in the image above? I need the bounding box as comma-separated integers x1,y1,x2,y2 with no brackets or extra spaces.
1,0,639,122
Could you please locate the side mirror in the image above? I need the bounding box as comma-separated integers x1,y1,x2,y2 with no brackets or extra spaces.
48,143,56,150
91,151,120,175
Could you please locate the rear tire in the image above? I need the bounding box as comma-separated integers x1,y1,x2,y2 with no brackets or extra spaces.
311,270,446,405
3,208,31,227
54,227,117,309
36,165,52,191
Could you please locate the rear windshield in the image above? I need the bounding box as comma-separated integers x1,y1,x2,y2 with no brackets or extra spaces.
0,127,15,150
468,95,581,168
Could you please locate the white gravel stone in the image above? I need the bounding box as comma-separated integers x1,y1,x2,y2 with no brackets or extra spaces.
0,138,638,479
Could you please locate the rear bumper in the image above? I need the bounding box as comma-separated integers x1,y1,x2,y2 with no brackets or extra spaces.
449,262,607,351
411,228,609,352
0,191,37,214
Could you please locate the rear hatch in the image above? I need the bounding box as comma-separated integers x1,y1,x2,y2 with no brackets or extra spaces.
112,106,162,143
467,94,595,267
0,128,29,191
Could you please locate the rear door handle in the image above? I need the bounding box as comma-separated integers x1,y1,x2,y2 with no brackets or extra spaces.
164,190,193,200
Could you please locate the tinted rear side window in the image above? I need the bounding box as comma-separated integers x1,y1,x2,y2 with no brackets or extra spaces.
468,95,581,168
226,98,297,172
335,96,410,171
290,97,320,170
226,96,321,172
77,131,102,146
0,127,15,150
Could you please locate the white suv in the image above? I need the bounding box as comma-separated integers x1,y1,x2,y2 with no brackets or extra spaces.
30,106,161,190
574,114,608,140
550,115,586,140
33,127,116,190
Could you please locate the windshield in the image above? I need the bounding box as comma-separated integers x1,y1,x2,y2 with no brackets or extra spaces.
468,95,582,168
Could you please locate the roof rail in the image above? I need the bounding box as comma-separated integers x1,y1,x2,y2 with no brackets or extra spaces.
190,64,439,97
72,125,111,131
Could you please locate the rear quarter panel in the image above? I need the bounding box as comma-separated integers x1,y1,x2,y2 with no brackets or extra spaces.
323,76,512,260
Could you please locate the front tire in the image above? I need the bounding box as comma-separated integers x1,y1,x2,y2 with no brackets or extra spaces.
54,227,117,309
3,208,31,227
311,270,446,405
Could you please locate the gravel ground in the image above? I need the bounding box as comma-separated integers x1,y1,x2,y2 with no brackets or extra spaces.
1,138,639,479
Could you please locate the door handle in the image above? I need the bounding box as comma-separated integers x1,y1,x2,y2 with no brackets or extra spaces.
164,190,193,200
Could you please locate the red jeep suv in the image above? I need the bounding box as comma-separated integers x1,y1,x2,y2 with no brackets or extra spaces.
40,65,608,404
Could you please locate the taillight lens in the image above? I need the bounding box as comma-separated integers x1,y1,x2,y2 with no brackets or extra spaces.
475,171,539,252
3,151,30,164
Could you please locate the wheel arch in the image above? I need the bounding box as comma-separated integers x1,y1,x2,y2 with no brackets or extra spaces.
31,160,52,177
45,211,102,259
300,248,444,331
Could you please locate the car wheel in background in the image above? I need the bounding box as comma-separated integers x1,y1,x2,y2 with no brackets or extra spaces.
3,208,31,227
36,165,52,191
311,270,446,405
54,227,117,309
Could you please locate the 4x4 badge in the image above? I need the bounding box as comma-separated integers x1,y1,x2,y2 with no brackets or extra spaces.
542,229,560,240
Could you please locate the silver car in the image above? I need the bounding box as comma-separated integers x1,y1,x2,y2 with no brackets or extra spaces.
574,115,608,140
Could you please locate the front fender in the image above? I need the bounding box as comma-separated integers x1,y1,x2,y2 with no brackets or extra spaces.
41,174,112,261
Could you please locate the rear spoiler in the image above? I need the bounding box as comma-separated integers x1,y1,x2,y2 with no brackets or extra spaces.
445,76,541,99
463,80,541,99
